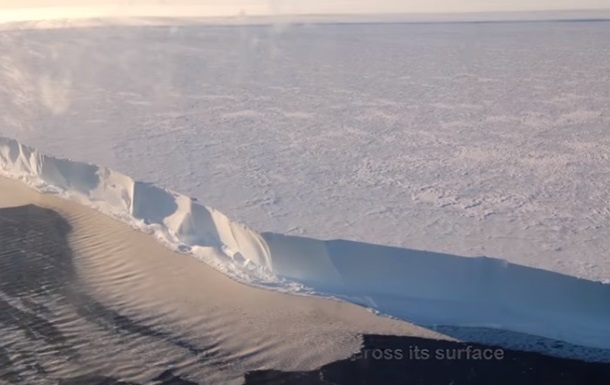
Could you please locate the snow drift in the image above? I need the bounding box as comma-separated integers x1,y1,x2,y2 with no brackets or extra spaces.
1,136,610,352
0,136,277,286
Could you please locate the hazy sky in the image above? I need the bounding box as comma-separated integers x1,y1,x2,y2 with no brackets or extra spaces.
1,0,609,14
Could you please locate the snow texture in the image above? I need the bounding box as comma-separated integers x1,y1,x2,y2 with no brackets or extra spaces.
2,135,610,353
1,19,610,354
1,22,609,284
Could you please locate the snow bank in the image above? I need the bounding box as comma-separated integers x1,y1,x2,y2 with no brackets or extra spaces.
264,233,610,351
2,136,610,352
0,136,278,286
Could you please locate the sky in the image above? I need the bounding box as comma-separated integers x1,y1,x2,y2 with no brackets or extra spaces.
1,0,609,14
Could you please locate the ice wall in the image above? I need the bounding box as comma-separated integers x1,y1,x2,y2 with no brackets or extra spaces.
2,135,610,353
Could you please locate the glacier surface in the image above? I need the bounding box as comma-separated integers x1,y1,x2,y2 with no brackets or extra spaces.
2,136,610,353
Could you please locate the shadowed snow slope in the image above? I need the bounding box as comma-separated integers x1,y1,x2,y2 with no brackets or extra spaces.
1,136,610,352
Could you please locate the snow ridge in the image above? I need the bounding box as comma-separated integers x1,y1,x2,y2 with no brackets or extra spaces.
0,135,282,287
2,136,610,355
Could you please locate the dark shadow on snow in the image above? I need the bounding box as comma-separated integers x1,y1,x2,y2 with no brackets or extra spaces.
0,204,219,384
244,334,610,385
2,204,610,385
